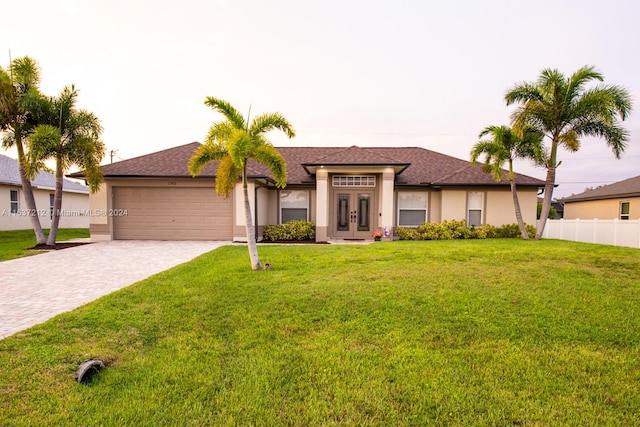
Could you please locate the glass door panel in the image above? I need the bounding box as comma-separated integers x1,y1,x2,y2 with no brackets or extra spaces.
357,194,370,231
337,193,350,231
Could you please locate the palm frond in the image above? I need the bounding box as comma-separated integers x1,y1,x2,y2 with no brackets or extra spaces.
215,156,240,198
558,130,580,152
205,121,235,147
188,142,228,177
505,82,542,106
227,129,253,169
9,57,41,91
249,113,296,139
565,66,603,103
25,124,60,179
204,97,245,130
252,142,288,187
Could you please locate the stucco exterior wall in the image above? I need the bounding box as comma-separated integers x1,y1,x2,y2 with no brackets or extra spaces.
486,188,538,226
429,191,441,223
564,196,640,220
437,187,539,227
1,184,89,230
440,190,467,222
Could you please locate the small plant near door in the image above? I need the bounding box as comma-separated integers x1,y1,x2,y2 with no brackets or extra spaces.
372,229,382,241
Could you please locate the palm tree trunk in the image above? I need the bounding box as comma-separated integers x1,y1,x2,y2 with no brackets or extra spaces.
535,165,556,240
510,179,529,240
242,169,262,271
16,139,46,244
46,155,64,246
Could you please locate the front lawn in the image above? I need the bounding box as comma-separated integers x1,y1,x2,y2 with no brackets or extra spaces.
0,240,638,426
0,228,89,261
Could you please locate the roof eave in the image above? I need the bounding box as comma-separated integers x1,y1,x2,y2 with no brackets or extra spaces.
563,192,640,203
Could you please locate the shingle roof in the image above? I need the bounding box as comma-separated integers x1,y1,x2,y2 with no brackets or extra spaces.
562,175,640,202
0,154,89,194
70,142,544,188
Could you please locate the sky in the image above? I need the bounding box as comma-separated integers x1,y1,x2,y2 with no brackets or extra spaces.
2,0,639,198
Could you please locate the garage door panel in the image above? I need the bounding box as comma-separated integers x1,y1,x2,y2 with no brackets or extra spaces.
113,186,232,240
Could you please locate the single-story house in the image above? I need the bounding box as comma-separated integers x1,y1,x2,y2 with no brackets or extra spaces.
70,142,544,242
1,154,90,230
562,175,640,220
537,197,564,219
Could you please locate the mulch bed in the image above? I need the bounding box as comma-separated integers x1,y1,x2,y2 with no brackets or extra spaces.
29,242,92,251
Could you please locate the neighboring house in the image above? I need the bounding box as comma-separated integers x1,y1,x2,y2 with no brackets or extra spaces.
0,154,90,230
70,142,544,242
562,175,640,220
537,197,564,219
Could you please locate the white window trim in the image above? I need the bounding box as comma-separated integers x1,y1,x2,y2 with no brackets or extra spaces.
467,191,484,226
280,190,310,223
332,175,376,187
10,189,19,214
620,201,630,220
397,191,428,226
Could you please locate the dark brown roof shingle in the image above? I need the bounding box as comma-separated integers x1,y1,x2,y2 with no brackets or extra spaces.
562,175,640,202
71,143,544,188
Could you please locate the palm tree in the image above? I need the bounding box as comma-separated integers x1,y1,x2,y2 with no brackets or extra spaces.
189,97,295,270
0,56,48,244
505,66,632,239
27,85,105,245
471,125,543,240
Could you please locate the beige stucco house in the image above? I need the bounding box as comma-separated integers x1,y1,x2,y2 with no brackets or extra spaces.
562,175,640,220
71,143,544,242
1,154,90,231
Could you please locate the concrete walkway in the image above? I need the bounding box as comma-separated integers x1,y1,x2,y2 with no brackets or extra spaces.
0,240,228,339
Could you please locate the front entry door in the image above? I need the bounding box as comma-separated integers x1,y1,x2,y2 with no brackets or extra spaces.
333,190,374,239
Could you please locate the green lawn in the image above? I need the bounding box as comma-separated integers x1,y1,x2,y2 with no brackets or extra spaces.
1,240,639,426
0,228,89,261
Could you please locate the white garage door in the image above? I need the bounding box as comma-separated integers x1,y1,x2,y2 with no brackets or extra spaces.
113,187,232,240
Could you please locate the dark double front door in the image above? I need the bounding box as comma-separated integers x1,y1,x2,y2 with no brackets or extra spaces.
333,190,374,239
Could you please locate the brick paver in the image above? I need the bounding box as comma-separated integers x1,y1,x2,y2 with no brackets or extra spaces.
0,240,228,339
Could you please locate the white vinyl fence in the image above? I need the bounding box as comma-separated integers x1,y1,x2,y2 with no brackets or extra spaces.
541,219,640,249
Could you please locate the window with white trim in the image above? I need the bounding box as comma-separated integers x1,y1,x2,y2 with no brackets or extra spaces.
332,175,376,187
10,190,19,213
50,193,55,219
620,201,630,220
467,191,484,226
280,190,309,223
397,192,428,226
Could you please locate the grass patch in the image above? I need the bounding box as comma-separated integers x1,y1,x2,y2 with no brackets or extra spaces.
1,240,639,425
0,228,89,261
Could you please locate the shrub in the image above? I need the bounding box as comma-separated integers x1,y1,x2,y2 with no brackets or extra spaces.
496,223,536,239
396,221,532,240
263,220,316,241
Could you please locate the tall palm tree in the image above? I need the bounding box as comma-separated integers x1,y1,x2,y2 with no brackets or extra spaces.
505,66,632,239
189,97,295,271
0,57,48,244
471,125,543,240
27,85,105,245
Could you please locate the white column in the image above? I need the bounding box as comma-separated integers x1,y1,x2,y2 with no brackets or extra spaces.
381,168,395,239
315,169,328,242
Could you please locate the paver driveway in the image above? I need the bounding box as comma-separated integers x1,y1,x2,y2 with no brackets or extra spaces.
0,240,228,339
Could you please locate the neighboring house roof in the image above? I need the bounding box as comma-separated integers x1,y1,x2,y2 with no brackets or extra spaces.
562,175,640,203
0,154,89,194
69,142,544,188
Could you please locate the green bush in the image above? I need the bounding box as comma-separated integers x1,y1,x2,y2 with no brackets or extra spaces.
396,221,533,240
263,220,316,241
496,223,536,239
